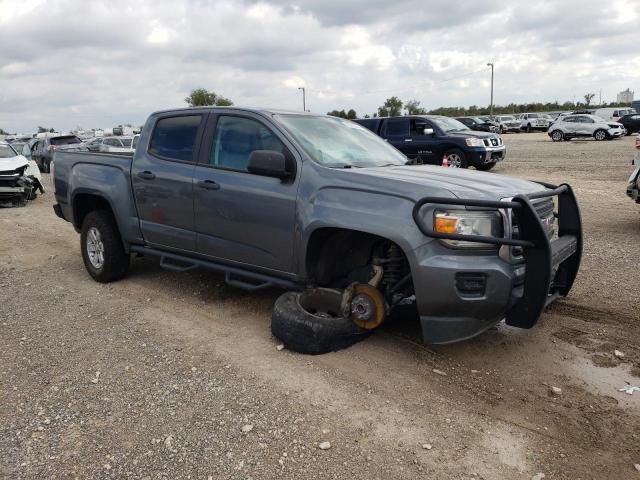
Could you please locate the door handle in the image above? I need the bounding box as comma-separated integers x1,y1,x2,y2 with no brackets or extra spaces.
404,138,412,142
137,171,155,180
197,179,220,191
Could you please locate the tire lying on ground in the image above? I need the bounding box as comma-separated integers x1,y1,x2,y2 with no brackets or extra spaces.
272,289,371,355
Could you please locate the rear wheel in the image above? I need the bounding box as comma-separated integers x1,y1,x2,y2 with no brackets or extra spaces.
550,130,563,142
593,129,607,141
444,149,468,169
80,210,129,283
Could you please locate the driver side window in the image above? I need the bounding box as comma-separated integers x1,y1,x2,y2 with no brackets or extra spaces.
210,116,286,172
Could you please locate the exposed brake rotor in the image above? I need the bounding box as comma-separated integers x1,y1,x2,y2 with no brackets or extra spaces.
349,283,386,330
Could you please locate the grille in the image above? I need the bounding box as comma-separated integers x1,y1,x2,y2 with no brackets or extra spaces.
491,138,498,146
509,197,555,260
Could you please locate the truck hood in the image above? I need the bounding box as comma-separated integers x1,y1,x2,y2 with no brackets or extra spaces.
345,165,545,200
0,155,29,171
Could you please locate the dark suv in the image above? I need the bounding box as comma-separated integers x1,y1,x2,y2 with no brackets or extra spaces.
32,135,87,172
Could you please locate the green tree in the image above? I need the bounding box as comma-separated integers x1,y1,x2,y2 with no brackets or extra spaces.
327,109,348,118
404,99,426,115
583,93,595,106
37,126,49,133
377,97,403,117
346,109,357,119
185,88,234,107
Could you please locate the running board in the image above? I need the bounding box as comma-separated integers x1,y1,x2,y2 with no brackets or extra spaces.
129,245,301,291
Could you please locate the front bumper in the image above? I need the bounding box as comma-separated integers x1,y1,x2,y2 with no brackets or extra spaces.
468,145,506,165
0,174,43,203
608,129,625,138
411,184,582,344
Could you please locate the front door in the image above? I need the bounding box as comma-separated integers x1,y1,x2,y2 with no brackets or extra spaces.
131,113,206,251
192,113,299,273
409,118,438,165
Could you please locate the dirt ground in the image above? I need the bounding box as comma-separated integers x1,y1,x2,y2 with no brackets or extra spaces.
1,132,639,479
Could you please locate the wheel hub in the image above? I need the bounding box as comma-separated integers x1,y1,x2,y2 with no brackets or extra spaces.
86,227,105,269
349,284,386,330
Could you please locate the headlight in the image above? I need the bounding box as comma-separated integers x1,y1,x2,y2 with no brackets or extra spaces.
465,138,485,147
434,210,503,248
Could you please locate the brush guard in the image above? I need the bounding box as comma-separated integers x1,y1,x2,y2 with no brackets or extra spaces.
412,183,582,329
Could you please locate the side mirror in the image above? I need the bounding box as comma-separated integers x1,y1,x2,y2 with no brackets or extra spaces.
248,150,294,179
423,128,434,136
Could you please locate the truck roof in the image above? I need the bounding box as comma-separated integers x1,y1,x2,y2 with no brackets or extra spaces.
149,106,317,117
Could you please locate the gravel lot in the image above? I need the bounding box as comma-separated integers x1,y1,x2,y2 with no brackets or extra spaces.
1,132,639,479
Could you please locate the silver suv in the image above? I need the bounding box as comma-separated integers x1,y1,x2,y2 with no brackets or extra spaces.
548,114,626,142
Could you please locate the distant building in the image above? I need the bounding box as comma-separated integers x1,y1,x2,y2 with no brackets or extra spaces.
617,88,634,104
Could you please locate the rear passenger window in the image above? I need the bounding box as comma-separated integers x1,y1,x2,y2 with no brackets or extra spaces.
210,116,286,171
149,115,202,162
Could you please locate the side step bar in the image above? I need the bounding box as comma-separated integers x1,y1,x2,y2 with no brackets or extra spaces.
129,245,303,292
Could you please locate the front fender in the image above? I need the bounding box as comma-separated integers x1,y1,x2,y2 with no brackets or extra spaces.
297,186,431,276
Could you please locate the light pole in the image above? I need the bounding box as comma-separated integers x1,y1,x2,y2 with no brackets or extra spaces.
298,87,306,112
487,63,494,116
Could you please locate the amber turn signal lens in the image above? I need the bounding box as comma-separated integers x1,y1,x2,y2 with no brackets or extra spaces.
434,216,458,234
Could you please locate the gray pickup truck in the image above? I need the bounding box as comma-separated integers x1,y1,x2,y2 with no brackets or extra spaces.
52,107,582,347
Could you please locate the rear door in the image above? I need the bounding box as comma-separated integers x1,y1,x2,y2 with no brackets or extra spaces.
131,112,206,251
192,112,300,272
381,118,413,158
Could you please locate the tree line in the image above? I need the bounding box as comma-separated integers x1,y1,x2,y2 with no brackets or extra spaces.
327,94,632,120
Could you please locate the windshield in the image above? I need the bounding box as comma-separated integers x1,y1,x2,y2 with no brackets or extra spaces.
50,136,81,146
498,116,515,121
527,113,540,119
430,117,469,133
121,138,132,147
274,115,407,168
0,144,18,158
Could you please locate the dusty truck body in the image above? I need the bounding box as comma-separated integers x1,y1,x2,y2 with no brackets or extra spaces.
52,107,582,344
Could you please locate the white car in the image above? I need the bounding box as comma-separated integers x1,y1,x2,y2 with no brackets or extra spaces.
102,136,133,153
493,115,521,133
0,141,44,205
593,107,636,122
547,114,626,142
519,113,552,132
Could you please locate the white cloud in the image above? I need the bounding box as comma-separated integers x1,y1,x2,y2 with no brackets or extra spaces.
0,0,638,132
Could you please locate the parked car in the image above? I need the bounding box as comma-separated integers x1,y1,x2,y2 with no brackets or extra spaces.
493,115,522,133
617,113,640,135
52,107,582,350
593,107,636,122
626,135,640,203
31,135,87,172
519,113,552,132
355,115,505,170
0,141,44,205
454,117,499,133
548,114,626,141
100,136,132,153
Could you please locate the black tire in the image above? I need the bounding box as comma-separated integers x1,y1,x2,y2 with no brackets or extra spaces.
41,158,50,173
443,148,469,169
550,130,563,142
476,162,496,171
593,129,607,141
80,210,129,283
271,290,371,355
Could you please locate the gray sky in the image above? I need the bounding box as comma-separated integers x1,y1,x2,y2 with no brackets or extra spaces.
1,0,638,133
